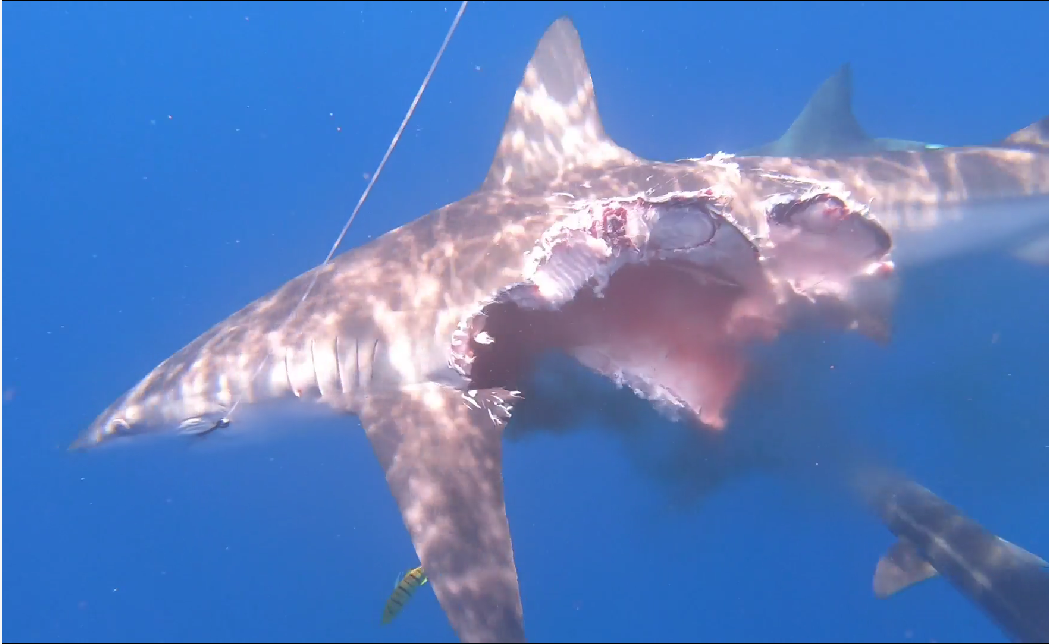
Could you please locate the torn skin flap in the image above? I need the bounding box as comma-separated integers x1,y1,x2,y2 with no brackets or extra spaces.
565,262,756,430
761,188,897,342
451,192,778,432
449,186,895,435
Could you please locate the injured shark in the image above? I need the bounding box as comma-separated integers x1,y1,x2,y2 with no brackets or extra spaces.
70,16,1049,644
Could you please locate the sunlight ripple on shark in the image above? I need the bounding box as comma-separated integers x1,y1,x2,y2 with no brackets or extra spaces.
71,17,1049,643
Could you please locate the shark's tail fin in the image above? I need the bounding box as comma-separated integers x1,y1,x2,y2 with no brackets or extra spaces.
999,116,1049,151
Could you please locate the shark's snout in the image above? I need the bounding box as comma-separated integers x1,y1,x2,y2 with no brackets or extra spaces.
70,411,132,451
71,390,195,451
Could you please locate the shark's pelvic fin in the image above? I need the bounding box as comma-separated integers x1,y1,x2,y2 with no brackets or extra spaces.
996,537,1049,569
482,16,638,190
873,537,940,598
360,384,524,643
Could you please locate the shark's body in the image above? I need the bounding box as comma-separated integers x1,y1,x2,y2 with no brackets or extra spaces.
72,17,1049,643
857,471,1049,643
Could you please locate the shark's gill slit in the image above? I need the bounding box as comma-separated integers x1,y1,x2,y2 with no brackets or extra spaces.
367,338,380,389
283,349,297,398
333,336,345,395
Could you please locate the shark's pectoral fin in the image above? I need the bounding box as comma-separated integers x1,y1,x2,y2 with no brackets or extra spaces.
359,384,525,643
873,537,939,598
1011,234,1049,265
996,536,1049,568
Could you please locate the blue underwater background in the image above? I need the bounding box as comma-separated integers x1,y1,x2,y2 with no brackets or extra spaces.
4,1,1049,642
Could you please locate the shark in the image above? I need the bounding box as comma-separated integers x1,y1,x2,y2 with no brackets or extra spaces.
70,16,1049,643
855,469,1049,643
736,63,946,158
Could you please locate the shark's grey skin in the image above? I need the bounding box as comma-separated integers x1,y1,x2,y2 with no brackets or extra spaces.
71,17,1049,643
855,470,1049,643
737,63,945,158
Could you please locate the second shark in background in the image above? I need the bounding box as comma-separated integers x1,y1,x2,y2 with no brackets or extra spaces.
855,469,1049,644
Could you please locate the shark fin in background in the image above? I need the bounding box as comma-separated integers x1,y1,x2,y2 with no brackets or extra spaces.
996,537,1049,568
740,63,869,157
738,63,941,157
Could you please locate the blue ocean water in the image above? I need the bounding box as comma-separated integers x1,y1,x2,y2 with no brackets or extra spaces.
3,1,1048,642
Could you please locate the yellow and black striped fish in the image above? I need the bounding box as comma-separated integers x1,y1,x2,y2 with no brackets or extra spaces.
381,565,428,625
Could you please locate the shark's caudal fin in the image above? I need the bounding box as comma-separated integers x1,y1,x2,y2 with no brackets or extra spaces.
482,17,638,189
738,63,938,158
359,17,626,643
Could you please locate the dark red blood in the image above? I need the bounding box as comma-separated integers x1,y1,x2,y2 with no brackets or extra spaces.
588,204,633,250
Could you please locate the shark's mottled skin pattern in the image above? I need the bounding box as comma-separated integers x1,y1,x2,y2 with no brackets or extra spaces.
72,17,1049,643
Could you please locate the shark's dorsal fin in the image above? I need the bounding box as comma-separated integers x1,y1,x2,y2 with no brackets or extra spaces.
483,17,638,189
999,116,1049,150
742,64,872,158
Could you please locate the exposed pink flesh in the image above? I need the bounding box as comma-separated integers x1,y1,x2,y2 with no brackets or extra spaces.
467,261,782,432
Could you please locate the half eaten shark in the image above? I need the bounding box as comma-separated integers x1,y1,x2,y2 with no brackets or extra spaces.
70,17,1049,643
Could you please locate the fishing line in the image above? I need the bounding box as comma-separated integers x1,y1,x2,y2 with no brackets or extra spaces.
216,2,470,428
